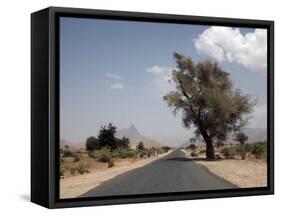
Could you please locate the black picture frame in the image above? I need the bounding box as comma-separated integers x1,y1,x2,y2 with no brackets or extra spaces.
31,6,274,209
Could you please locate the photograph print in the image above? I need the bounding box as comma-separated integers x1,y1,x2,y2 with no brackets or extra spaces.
59,16,268,199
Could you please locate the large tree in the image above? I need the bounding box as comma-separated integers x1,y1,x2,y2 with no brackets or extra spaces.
163,53,255,159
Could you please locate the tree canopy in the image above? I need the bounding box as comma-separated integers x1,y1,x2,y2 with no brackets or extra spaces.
163,53,255,159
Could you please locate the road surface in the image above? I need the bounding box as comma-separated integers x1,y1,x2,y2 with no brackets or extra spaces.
80,149,237,197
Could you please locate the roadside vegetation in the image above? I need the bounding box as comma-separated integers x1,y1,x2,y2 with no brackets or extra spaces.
185,140,267,161
60,123,172,178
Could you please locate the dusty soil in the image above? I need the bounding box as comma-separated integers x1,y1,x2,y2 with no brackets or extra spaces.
60,151,172,198
183,149,267,188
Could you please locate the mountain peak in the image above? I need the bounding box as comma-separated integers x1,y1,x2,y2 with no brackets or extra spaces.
128,124,137,131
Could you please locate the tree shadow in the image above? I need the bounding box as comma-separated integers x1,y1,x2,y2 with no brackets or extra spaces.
165,157,225,162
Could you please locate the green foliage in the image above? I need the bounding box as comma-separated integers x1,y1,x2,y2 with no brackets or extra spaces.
86,123,130,153
62,149,74,157
86,136,99,152
91,148,112,162
252,142,267,159
60,158,68,177
69,165,89,175
162,146,171,153
97,123,118,151
76,164,90,174
221,147,237,159
234,132,248,144
187,144,197,150
116,137,130,149
112,148,135,158
163,53,255,159
137,142,145,151
108,159,114,168
73,152,81,163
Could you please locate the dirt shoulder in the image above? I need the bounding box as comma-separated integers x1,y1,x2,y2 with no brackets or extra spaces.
182,149,267,188
60,150,172,198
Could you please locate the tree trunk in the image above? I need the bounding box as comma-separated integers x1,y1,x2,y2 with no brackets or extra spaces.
200,129,215,160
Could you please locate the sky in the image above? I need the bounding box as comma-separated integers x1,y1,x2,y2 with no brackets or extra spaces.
60,17,267,143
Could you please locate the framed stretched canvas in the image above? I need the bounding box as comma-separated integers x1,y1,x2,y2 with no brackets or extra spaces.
31,6,274,208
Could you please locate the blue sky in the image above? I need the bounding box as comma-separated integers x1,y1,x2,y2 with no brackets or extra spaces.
60,17,267,143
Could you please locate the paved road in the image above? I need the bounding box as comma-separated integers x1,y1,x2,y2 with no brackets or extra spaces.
80,149,237,198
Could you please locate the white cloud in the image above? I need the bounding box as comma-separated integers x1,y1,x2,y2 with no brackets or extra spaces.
146,65,174,93
111,83,124,89
106,73,121,80
194,26,267,73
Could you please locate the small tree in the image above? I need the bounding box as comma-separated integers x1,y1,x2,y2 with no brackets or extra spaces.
235,132,248,145
117,136,130,149
97,123,117,151
85,136,99,152
137,141,145,151
163,53,255,159
234,132,248,160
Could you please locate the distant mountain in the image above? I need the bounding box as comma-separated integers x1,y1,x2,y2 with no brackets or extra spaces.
242,128,267,143
152,136,189,147
116,124,160,149
60,139,84,150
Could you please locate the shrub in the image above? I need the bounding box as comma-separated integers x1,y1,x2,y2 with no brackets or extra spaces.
86,136,100,152
69,167,78,176
73,153,81,163
62,149,74,157
76,164,90,174
156,148,165,154
162,146,171,153
108,159,114,168
191,152,198,157
91,148,112,162
112,148,135,158
221,147,236,159
60,158,68,177
137,142,145,151
69,164,89,176
252,142,267,159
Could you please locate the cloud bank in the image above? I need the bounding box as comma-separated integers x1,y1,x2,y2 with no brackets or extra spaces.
194,27,267,73
146,65,174,94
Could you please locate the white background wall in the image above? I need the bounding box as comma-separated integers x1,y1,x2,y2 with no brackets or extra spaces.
0,0,279,214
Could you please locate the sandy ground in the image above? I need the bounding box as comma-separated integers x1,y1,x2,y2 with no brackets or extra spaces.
182,149,267,188
60,151,172,198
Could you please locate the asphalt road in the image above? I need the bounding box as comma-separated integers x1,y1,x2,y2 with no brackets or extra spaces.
80,149,237,198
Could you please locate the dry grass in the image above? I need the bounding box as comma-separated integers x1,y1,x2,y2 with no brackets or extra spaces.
183,147,267,188
196,159,267,188
60,151,172,198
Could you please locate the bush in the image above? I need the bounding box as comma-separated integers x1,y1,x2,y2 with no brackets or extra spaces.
69,164,89,176
73,153,81,162
60,158,68,177
69,167,78,176
162,146,171,153
221,147,237,159
91,148,112,162
62,149,74,157
252,142,267,159
191,152,198,157
112,148,135,158
76,164,90,174
108,159,114,168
